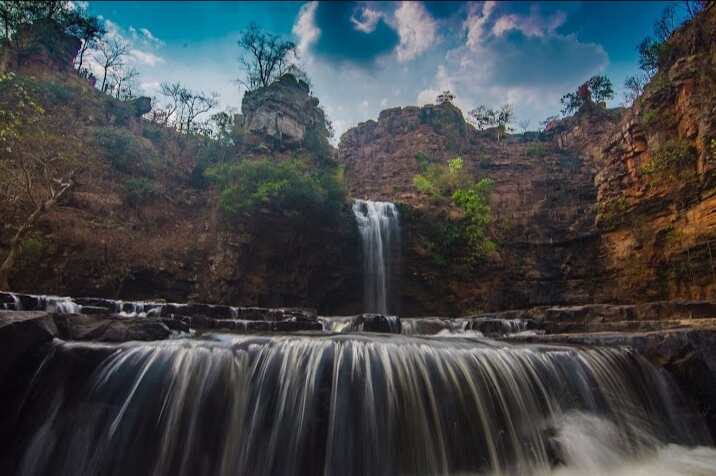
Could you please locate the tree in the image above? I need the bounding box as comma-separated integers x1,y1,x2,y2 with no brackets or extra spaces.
67,10,105,71
180,89,219,133
413,157,495,261
94,36,130,93
108,65,139,100
237,23,296,90
436,90,455,105
0,72,81,289
560,75,614,115
623,73,647,105
468,104,513,141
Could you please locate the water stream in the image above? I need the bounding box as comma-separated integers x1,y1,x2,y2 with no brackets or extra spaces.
8,333,716,476
352,199,400,314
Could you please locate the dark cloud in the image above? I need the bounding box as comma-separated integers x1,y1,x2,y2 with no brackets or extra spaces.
311,2,399,66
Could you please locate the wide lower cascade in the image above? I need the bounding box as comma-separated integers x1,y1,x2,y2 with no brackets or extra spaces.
8,334,715,476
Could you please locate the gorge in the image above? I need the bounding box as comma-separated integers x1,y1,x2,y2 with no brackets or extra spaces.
1,2,716,475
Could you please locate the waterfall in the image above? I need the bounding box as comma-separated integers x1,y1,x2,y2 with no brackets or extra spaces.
352,199,400,314
9,334,715,476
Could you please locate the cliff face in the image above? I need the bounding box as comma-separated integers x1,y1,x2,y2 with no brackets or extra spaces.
338,5,716,315
590,5,716,303
0,50,361,313
339,104,610,315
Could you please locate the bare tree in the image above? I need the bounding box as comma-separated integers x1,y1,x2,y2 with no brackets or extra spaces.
181,89,219,133
623,73,648,105
109,65,139,100
94,36,130,93
157,81,185,127
237,22,296,90
0,72,81,289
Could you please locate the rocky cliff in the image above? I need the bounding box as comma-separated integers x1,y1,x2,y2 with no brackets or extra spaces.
339,103,608,315
338,4,716,315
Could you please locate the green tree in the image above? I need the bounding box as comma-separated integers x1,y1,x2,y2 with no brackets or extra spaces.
560,75,614,115
413,157,495,261
206,159,345,222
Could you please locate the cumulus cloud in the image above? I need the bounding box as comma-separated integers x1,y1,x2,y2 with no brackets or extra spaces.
394,2,438,62
129,49,165,66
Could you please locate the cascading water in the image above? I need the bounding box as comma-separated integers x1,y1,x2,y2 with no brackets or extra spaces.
352,199,400,314
7,334,716,476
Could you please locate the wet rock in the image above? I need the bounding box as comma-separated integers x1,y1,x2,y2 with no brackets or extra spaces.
53,314,171,342
357,314,402,333
271,319,323,332
0,311,58,381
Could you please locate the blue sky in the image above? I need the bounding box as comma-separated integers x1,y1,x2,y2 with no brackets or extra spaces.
86,1,674,138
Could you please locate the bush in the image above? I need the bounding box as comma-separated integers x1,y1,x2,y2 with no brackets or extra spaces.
525,143,549,158
124,178,159,207
93,127,157,175
206,158,346,223
640,139,697,184
413,157,495,261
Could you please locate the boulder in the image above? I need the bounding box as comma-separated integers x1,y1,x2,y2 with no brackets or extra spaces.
0,311,58,382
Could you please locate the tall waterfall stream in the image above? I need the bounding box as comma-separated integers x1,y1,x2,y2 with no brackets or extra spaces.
352,199,400,315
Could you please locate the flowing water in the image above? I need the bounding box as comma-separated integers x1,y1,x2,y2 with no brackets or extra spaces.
352,199,400,314
9,333,716,476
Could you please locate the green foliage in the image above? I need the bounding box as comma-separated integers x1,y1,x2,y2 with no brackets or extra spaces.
452,179,496,259
413,157,473,198
413,157,495,262
640,139,697,184
525,143,549,158
415,151,437,170
123,177,158,207
561,75,614,115
93,127,157,176
206,158,346,223
598,195,629,228
0,72,44,151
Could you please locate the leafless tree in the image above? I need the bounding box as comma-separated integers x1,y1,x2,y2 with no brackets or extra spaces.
237,22,296,90
181,89,219,132
109,65,139,100
94,36,130,93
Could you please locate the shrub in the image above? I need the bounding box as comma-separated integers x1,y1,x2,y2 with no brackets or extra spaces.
93,127,157,175
413,157,495,261
124,178,159,207
206,158,346,223
640,139,697,184
525,143,549,158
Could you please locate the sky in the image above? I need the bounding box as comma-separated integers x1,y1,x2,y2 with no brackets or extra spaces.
85,1,675,139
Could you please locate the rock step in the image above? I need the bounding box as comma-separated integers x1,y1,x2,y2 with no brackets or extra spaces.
545,318,716,334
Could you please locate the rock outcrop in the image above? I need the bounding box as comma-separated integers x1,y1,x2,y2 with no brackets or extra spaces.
238,74,330,150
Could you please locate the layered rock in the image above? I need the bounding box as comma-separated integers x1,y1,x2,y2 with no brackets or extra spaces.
339,102,604,315
238,74,331,150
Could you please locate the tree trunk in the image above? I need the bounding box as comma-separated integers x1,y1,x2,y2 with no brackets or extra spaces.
0,182,72,290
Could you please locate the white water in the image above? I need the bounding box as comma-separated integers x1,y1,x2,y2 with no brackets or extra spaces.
352,199,400,314
13,335,715,476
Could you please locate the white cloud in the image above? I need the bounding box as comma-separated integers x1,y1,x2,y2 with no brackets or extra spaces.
464,1,497,49
351,7,383,33
492,8,566,38
394,2,437,62
293,1,320,58
130,49,165,66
